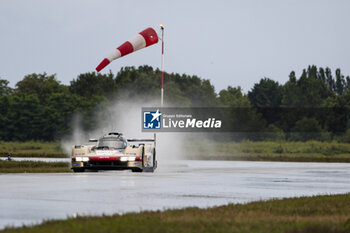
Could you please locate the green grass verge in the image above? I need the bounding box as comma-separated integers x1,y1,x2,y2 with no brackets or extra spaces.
1,194,350,233
0,141,67,158
0,160,71,173
185,140,350,162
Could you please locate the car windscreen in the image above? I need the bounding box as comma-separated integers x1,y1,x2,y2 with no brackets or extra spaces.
97,139,126,149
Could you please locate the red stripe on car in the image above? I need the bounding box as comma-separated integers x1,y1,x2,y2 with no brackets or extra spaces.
89,156,120,161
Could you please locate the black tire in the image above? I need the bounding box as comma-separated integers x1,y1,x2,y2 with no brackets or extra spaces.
72,168,85,173
142,148,157,173
153,148,157,170
131,168,143,173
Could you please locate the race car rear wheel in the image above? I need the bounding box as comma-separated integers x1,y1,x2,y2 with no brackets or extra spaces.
72,168,85,173
131,168,142,173
142,148,157,173
153,148,157,170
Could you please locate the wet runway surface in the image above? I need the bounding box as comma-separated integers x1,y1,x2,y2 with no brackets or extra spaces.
1,160,350,229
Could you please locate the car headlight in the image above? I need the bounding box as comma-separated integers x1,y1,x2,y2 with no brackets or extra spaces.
76,157,89,162
120,157,136,162
120,157,128,162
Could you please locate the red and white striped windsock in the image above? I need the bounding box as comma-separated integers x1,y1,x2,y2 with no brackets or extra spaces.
96,27,159,72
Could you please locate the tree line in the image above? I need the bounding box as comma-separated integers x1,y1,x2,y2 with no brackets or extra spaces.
0,65,349,141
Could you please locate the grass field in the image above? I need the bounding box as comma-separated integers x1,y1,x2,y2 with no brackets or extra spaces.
1,193,349,233
185,140,350,162
0,141,67,158
1,140,350,163
0,160,71,173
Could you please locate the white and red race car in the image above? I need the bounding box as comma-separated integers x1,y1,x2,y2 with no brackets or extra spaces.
71,132,156,173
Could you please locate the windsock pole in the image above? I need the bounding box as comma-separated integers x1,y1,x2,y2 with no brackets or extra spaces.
160,25,164,107
155,25,165,152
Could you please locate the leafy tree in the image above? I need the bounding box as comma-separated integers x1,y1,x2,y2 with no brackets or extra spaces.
113,66,160,104
0,95,11,139
248,78,283,126
342,129,350,143
264,124,285,141
325,67,335,92
324,93,350,134
170,74,217,107
218,86,266,139
15,73,67,104
4,95,44,141
248,78,282,107
345,76,350,93
0,79,12,96
335,68,345,95
70,72,116,99
1,65,350,141
282,69,333,107
115,65,217,106
218,86,250,107
290,117,324,141
42,93,84,140
164,81,191,107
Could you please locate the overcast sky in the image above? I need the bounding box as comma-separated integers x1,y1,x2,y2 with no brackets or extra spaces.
1,0,349,93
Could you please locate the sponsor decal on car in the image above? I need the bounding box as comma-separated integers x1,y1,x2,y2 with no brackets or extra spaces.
96,150,123,156
126,152,137,155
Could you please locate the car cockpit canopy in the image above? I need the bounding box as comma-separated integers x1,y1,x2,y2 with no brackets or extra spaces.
96,133,127,149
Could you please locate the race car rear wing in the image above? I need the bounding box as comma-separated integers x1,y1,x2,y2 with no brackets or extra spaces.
127,139,154,142
127,133,157,147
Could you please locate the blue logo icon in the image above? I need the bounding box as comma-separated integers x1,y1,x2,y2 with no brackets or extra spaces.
143,109,161,129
